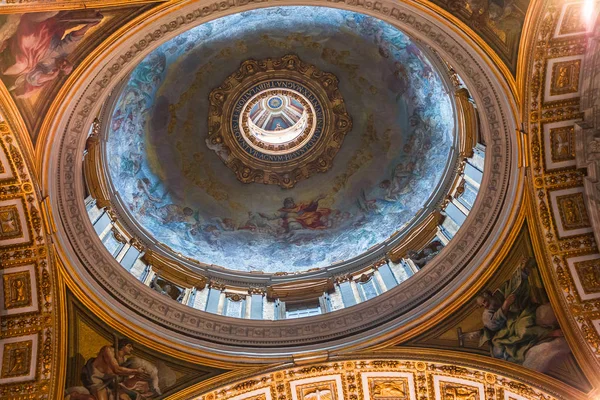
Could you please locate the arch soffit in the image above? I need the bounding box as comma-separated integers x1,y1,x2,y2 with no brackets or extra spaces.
40,0,521,360
179,350,587,400
0,87,62,399
521,0,600,385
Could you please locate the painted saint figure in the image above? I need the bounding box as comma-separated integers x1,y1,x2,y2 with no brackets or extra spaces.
265,195,332,232
65,338,151,400
476,258,563,364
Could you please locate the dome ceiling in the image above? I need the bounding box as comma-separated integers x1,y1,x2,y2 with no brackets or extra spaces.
249,92,305,132
106,6,455,273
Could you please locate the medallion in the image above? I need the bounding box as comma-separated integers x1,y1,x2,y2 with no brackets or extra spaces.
207,55,351,188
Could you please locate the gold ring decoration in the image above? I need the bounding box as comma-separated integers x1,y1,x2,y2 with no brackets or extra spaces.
207,54,352,189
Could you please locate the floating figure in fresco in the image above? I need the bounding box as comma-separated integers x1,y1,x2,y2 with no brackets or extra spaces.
0,10,104,98
206,139,231,161
212,217,236,232
136,178,165,204
110,53,165,134
471,258,570,372
356,188,381,214
406,111,433,153
112,91,147,133
154,204,198,226
383,163,415,202
261,195,332,233
386,61,409,98
239,212,285,235
131,51,166,90
64,338,155,400
117,150,143,178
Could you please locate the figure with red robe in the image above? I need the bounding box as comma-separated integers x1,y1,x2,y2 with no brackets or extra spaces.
0,10,103,98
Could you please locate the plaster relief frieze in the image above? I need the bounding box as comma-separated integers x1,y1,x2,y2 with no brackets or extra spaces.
0,334,37,385
0,263,38,316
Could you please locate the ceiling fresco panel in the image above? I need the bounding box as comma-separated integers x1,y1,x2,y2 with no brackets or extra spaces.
0,4,160,143
40,0,522,355
402,224,592,392
64,291,228,400
0,0,599,398
424,0,530,74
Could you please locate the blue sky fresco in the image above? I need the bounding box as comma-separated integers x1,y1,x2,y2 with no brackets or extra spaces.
106,6,454,273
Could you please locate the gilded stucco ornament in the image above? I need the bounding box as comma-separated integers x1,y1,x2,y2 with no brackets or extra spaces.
185,356,584,400
0,106,59,398
207,55,351,189
523,0,600,375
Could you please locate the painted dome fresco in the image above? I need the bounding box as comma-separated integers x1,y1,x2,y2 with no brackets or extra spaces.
106,6,456,273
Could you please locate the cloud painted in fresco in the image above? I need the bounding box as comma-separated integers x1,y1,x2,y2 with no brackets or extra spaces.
106,6,455,273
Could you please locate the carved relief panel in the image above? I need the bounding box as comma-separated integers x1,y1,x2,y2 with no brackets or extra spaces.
0,110,55,398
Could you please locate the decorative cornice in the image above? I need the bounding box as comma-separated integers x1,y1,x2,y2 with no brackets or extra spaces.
455,88,478,158
387,211,444,263
142,249,208,289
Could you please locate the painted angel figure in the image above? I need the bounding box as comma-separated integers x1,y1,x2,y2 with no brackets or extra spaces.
384,163,414,202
